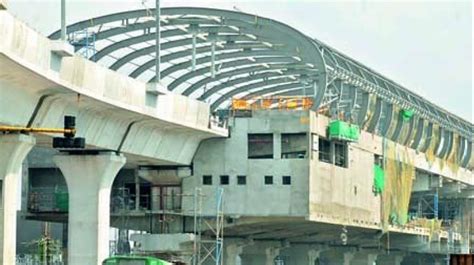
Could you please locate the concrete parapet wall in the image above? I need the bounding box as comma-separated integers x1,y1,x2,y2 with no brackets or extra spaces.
59,56,146,107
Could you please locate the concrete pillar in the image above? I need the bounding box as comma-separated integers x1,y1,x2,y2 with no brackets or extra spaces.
308,249,321,265
265,247,280,265
226,244,244,265
319,249,355,265
54,153,126,265
0,134,35,264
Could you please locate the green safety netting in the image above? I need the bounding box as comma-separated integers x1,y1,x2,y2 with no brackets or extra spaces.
401,109,414,121
373,165,385,195
328,120,360,142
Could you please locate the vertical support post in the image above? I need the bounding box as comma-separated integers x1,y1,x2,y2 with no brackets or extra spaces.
192,32,197,70
54,153,125,265
155,0,161,83
134,170,140,211
0,134,35,265
434,189,439,219
61,0,66,41
211,41,216,78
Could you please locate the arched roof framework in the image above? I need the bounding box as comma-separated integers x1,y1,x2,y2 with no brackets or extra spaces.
50,7,473,167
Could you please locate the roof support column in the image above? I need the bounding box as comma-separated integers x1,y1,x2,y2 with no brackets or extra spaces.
54,152,126,265
0,134,35,265
226,243,244,265
265,246,280,265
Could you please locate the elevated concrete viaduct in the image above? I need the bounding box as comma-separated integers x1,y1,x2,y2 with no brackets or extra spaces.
1,3,473,265
0,8,227,265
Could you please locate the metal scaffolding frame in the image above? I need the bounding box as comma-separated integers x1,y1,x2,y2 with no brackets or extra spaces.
193,187,224,265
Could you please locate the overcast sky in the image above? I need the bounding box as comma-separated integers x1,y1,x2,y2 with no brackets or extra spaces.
7,0,473,122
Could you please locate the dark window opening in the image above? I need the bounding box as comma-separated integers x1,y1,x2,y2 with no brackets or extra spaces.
237,175,246,185
202,175,212,185
220,175,229,185
282,176,291,185
264,176,273,185
281,133,307,159
374,154,383,168
334,142,348,168
318,138,332,163
248,134,274,159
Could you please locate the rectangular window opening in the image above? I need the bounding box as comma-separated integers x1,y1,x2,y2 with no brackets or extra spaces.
248,133,274,159
220,175,229,185
264,175,273,185
202,175,212,185
281,133,307,159
318,137,332,163
282,176,291,185
334,141,348,168
237,175,247,185
374,154,383,168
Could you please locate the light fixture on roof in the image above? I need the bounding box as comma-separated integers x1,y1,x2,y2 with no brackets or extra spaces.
247,57,256,62
228,26,240,32
245,34,257,40
292,56,302,62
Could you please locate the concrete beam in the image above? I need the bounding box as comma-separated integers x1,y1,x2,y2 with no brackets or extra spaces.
0,134,35,264
54,153,126,265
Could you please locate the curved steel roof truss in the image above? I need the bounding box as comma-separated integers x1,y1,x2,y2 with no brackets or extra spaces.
50,6,472,146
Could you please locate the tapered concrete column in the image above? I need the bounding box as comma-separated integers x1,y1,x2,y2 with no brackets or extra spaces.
0,134,35,264
226,244,244,265
54,153,126,265
265,247,280,265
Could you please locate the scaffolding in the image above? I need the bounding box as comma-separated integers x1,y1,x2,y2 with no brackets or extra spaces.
68,29,97,60
109,184,224,265
193,187,224,265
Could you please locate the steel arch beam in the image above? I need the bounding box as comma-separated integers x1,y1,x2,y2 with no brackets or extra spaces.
199,73,303,100
182,65,312,97
167,57,300,91
211,81,304,110
131,49,286,79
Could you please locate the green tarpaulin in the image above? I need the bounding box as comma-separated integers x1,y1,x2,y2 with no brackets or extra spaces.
328,120,360,142
401,109,414,121
373,165,385,195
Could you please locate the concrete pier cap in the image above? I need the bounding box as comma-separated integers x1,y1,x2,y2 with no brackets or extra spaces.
138,167,192,185
54,152,126,265
0,134,35,265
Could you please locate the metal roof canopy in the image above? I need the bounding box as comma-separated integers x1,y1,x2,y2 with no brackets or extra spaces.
49,7,473,166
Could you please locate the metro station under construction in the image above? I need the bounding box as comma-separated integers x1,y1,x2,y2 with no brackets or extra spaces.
0,0,472,264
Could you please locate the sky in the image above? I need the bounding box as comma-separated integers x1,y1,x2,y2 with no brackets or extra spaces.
7,0,473,122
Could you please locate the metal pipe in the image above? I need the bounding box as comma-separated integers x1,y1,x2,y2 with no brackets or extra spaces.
0,126,75,135
134,169,140,211
61,0,66,41
155,0,161,83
